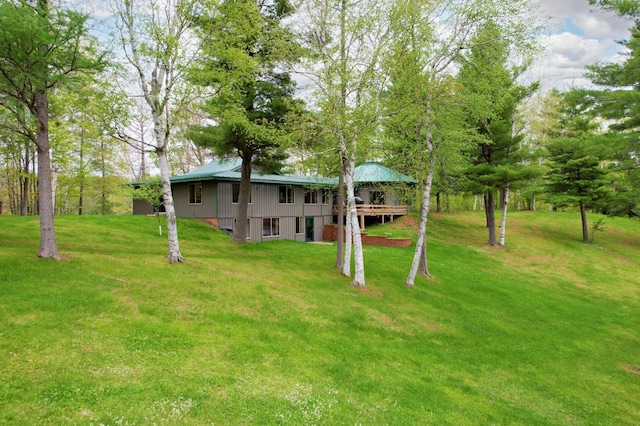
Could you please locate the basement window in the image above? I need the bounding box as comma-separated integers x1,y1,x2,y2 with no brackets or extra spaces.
263,217,280,237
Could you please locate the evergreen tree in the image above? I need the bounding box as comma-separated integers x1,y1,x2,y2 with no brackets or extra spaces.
545,137,612,243
578,16,640,217
458,21,539,246
188,0,303,244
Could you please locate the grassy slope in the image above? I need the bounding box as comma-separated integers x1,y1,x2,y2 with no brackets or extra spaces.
0,211,639,425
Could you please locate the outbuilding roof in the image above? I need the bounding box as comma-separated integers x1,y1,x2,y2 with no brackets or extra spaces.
353,162,417,184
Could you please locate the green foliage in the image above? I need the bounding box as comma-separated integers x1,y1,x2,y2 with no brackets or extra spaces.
590,217,607,242
1,212,640,423
544,137,612,208
589,0,640,17
188,0,304,163
458,21,541,194
132,176,163,211
188,0,304,242
0,0,105,108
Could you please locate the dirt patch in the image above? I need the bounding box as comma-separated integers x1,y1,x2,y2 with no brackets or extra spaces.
622,364,640,375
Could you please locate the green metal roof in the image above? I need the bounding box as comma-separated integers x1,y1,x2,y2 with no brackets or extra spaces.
168,159,415,186
171,158,335,186
353,162,417,184
171,158,243,182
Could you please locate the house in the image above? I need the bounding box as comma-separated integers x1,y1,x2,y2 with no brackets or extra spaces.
133,158,335,243
133,159,416,243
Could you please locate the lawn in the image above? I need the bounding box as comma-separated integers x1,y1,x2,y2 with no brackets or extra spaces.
0,211,639,424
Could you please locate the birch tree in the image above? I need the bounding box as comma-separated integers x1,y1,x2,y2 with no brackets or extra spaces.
295,0,391,287
382,0,541,286
113,0,200,262
0,0,104,258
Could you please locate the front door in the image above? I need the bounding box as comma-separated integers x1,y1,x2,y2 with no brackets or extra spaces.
305,217,314,242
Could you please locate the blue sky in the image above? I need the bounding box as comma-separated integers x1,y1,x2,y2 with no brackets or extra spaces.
528,0,634,90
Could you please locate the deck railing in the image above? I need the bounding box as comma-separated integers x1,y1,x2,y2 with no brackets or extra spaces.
333,204,408,227
332,204,408,216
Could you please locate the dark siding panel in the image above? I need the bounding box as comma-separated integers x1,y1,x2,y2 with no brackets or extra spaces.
133,199,154,215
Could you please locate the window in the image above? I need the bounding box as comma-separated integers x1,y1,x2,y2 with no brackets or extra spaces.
279,185,294,204
188,183,202,204
263,217,280,237
232,183,252,204
304,189,318,204
371,190,386,205
234,218,251,239
295,217,304,234
321,189,332,205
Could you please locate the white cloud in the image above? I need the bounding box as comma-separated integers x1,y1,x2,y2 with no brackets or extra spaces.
526,0,634,90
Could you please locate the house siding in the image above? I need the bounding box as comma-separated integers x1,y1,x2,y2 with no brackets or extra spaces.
133,199,155,215
173,181,218,218
157,181,333,243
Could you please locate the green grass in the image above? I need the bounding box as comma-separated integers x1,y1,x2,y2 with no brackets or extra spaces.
0,211,639,424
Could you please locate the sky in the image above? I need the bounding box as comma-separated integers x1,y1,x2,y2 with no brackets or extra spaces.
82,0,635,93
529,0,635,90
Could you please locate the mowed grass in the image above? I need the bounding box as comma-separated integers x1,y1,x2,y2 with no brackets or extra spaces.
0,211,639,424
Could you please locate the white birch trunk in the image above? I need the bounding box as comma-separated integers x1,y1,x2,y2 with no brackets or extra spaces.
157,147,183,262
120,0,185,262
499,184,509,246
406,150,435,287
345,157,365,287
341,157,352,277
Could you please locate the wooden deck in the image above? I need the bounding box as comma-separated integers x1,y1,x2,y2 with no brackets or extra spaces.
333,204,409,228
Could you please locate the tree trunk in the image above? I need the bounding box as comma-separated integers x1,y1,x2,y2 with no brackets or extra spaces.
406,149,435,286
335,156,345,269
499,184,509,246
345,157,365,287
78,126,85,215
580,200,589,243
100,139,107,215
35,90,60,259
234,157,252,243
341,156,352,278
20,145,29,216
486,190,497,246
157,148,183,262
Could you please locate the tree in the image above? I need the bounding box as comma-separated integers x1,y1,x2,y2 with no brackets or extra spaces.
0,0,104,258
545,137,611,243
188,0,302,244
49,73,130,215
113,0,201,262
458,21,539,247
295,0,391,287
579,15,640,216
382,0,542,285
